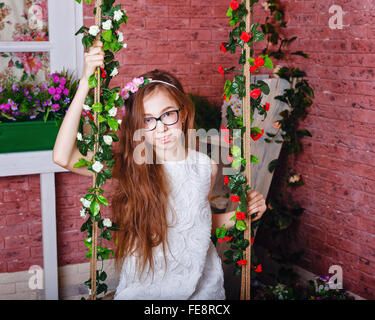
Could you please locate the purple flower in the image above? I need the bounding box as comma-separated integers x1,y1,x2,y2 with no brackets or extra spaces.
59,83,65,89
48,87,56,95
30,115,37,119
55,87,62,94
41,101,48,107
63,88,69,95
53,94,61,100
53,75,60,83
63,97,70,104
51,104,60,111
47,99,52,106
23,88,29,95
12,83,19,92
35,100,40,105
60,77,66,85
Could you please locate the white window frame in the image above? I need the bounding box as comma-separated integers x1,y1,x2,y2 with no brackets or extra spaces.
0,0,84,80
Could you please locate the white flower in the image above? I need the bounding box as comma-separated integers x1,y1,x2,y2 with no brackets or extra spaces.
289,174,300,183
83,104,91,111
87,237,92,243
102,19,112,30
113,10,124,21
88,25,100,36
80,208,87,218
77,132,83,141
103,135,113,145
80,197,91,208
108,106,117,117
99,146,103,153
103,218,112,228
110,67,118,77
123,43,127,48
117,31,124,42
115,92,119,100
92,161,104,173
118,119,122,125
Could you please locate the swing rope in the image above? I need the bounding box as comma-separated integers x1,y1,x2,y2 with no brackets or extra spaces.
89,0,102,301
240,0,252,301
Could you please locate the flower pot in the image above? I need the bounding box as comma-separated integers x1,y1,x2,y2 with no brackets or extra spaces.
0,120,62,153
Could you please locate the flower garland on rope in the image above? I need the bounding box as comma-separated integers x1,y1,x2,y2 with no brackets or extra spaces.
213,0,274,299
74,0,128,300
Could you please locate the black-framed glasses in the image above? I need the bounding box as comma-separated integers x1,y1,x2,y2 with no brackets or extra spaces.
144,108,180,131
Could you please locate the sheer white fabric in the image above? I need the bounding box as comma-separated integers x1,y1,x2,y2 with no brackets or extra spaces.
114,148,226,300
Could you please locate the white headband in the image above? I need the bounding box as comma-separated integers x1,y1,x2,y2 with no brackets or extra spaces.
149,79,179,90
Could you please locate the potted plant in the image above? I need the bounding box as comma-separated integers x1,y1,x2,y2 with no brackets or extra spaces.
0,69,79,153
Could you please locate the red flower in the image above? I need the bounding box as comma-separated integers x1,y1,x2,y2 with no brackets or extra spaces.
99,66,106,78
250,88,261,99
82,110,94,121
230,0,239,10
236,211,246,220
220,42,227,52
254,264,262,273
224,176,230,185
224,236,233,242
224,134,232,144
227,154,234,162
221,125,230,134
240,31,251,43
251,129,264,141
230,195,240,203
251,237,254,244
254,57,265,67
223,93,231,101
218,65,225,75
250,65,257,72
263,102,270,111
218,238,224,243
237,259,247,267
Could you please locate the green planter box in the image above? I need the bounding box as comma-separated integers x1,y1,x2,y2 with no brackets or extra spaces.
0,120,62,154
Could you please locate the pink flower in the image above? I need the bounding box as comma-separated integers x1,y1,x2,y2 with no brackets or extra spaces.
132,77,144,86
53,94,61,100
48,87,56,95
63,88,69,96
60,77,66,85
55,87,62,94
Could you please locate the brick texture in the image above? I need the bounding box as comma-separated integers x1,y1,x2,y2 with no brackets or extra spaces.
0,0,374,300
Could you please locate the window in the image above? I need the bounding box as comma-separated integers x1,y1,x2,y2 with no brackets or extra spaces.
0,0,84,85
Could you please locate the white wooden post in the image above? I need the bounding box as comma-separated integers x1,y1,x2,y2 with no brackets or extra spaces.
0,151,68,300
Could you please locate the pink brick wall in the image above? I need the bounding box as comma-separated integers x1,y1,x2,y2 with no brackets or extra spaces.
1,0,374,299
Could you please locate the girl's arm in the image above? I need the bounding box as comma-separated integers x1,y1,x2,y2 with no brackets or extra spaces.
208,159,235,236
52,40,105,177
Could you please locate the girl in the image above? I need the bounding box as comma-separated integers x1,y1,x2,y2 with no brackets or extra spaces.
53,40,267,300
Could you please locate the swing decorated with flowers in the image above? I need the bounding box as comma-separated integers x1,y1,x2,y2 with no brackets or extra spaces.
74,0,273,300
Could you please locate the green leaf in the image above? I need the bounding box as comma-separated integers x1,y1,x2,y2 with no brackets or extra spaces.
296,129,312,137
268,159,278,173
90,200,100,216
251,155,259,163
88,74,97,89
91,102,103,113
226,7,233,17
235,220,247,231
216,224,227,239
232,158,241,170
101,30,112,42
97,195,108,206
73,158,89,168
107,116,119,131
231,145,241,158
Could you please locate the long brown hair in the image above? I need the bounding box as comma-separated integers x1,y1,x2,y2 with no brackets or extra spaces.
111,69,195,280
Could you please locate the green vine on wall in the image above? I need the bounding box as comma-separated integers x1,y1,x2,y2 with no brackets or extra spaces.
256,0,315,287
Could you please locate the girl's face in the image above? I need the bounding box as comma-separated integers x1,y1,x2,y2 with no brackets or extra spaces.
142,88,184,151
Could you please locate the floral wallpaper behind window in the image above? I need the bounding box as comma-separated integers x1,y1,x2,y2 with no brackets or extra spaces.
0,0,49,84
